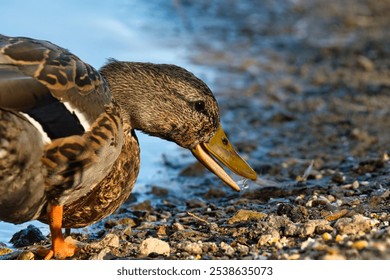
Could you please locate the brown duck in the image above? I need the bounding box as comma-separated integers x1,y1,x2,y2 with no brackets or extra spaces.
0,34,256,259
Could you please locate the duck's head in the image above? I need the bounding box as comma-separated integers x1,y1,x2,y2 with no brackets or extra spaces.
100,61,257,191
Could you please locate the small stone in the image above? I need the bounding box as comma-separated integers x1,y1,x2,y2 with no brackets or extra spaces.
334,214,372,235
325,209,349,222
220,242,235,257
335,234,345,243
156,225,167,236
89,233,119,250
0,247,12,256
322,232,332,241
182,241,203,255
122,225,132,237
234,243,250,256
118,217,137,227
227,209,267,224
322,253,346,260
357,55,374,71
287,253,300,260
331,172,346,184
202,242,218,253
172,222,185,232
209,222,219,231
352,180,360,189
147,215,157,222
139,238,170,256
300,238,316,250
17,251,35,260
352,240,368,250
257,234,273,246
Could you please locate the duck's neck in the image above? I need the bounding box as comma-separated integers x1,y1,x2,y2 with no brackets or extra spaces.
100,61,181,143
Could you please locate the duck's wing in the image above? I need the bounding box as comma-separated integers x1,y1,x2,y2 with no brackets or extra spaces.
0,109,46,223
0,34,111,136
0,34,122,223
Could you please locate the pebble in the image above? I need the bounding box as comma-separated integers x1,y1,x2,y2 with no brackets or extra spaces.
352,240,368,250
334,214,373,235
234,243,250,256
357,55,374,71
17,251,35,260
322,232,332,241
220,242,235,256
118,217,137,227
322,253,346,260
335,234,345,243
202,242,218,253
181,241,203,255
139,238,170,256
0,247,12,256
156,225,168,236
324,209,349,222
88,233,120,250
227,209,267,224
172,222,185,232
287,253,301,260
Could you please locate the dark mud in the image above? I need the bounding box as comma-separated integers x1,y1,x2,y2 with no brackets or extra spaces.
2,0,389,260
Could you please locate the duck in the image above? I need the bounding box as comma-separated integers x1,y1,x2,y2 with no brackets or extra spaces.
0,34,257,259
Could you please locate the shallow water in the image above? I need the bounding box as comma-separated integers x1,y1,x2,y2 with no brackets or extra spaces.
0,0,216,246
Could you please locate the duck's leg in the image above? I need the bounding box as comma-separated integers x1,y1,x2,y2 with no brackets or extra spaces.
44,204,76,260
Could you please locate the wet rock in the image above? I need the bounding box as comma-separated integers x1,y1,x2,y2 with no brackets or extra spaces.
139,238,170,256
352,240,368,250
0,247,12,256
227,209,267,224
334,214,375,235
9,225,46,247
179,241,203,255
257,230,280,246
220,242,235,257
234,243,250,256
80,233,120,260
331,172,346,184
284,219,332,237
156,225,168,236
17,251,35,260
172,222,185,232
277,204,308,222
118,217,137,227
202,242,219,254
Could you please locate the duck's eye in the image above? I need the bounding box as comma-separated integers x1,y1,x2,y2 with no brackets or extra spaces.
193,101,205,112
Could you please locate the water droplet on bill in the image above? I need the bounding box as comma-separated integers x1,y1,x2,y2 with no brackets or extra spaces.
237,178,249,189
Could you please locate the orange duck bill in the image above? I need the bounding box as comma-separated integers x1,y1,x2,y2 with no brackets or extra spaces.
191,125,257,192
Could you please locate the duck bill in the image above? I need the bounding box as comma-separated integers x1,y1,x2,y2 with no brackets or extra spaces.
191,125,257,192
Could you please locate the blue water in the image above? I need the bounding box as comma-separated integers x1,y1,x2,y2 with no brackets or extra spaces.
0,0,215,246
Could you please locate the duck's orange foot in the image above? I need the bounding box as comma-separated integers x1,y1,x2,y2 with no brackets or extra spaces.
44,238,77,260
